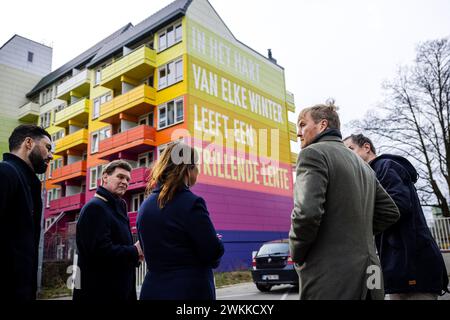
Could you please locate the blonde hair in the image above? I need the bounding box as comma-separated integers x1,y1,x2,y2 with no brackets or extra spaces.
146,142,199,208
299,99,341,130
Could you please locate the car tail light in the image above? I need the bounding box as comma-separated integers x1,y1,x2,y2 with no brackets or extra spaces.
287,256,294,265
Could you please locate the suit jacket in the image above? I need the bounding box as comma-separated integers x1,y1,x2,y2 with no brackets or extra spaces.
137,186,224,300
289,131,400,300
0,153,42,300
73,186,139,301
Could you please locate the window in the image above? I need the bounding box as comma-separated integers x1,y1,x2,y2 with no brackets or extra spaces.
138,151,154,168
95,69,102,85
40,112,51,128
99,127,111,141
158,21,182,52
131,193,145,212
51,130,65,142
139,112,154,127
158,58,183,90
146,75,154,88
91,133,99,154
89,165,104,190
93,99,100,119
93,93,112,119
46,188,61,208
28,51,34,63
158,97,184,129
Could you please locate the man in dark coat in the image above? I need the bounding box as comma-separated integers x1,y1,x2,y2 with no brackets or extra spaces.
73,160,143,301
345,134,449,299
0,125,53,300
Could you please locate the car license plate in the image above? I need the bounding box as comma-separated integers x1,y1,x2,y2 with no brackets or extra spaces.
262,275,279,280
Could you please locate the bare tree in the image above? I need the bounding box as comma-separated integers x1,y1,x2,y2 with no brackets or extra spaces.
351,38,450,217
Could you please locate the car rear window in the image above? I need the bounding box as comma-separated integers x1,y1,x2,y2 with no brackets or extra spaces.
257,243,289,256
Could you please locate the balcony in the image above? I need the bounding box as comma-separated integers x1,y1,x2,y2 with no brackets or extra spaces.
289,122,297,142
56,69,91,101
98,84,156,124
48,193,86,216
101,45,156,90
97,125,156,161
128,167,151,191
128,212,138,234
286,91,296,113
18,101,40,122
54,129,88,156
51,161,87,185
291,152,298,165
54,98,90,127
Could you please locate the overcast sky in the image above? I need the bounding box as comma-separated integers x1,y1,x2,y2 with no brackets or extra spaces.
2,0,450,140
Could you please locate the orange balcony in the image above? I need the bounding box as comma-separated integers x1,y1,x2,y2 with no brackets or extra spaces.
50,161,87,185
128,167,151,191
97,125,156,160
98,84,156,124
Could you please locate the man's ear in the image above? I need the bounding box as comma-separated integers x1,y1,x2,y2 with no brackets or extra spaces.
364,143,372,153
320,119,329,132
24,137,34,151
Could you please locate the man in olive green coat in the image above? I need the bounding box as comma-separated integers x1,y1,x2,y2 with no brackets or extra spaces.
289,102,400,300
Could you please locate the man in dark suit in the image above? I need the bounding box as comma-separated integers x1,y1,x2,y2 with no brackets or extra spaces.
73,160,143,301
345,133,449,299
0,125,53,300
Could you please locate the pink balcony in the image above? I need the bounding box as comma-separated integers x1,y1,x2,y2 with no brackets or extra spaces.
46,193,86,217
128,212,138,234
128,167,151,191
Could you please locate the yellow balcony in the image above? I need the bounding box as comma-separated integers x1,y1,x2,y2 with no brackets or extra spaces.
54,98,90,127
18,101,40,122
56,69,91,101
101,45,156,91
54,129,88,156
98,84,156,124
286,91,296,113
289,122,297,142
291,152,299,165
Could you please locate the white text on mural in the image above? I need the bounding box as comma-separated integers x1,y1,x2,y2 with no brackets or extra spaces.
192,64,283,124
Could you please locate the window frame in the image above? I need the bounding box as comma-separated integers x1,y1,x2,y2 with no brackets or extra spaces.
157,97,184,130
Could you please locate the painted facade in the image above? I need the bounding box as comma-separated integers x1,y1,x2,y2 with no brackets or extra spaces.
14,0,297,270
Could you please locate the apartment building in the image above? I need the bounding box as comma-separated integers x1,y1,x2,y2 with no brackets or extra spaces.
17,0,298,269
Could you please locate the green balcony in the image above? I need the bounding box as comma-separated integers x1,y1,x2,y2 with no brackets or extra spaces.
101,45,156,91
18,101,40,123
54,98,90,128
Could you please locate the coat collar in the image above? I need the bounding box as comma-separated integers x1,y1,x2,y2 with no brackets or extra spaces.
95,186,129,220
310,128,343,145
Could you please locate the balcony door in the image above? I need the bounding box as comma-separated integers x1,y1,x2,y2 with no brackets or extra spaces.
138,112,154,128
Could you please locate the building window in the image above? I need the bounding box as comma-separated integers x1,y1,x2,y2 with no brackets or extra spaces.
158,21,182,52
99,127,111,141
93,99,100,119
139,112,154,127
28,51,34,63
158,58,183,90
51,129,65,142
91,133,99,154
158,97,184,129
40,112,51,128
95,69,102,85
89,165,104,190
138,151,154,168
132,193,145,212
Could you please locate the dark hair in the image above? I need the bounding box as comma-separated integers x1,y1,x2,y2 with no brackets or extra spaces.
344,134,377,154
299,99,341,130
9,125,51,152
103,160,132,176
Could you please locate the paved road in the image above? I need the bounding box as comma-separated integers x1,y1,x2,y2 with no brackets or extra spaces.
217,283,299,300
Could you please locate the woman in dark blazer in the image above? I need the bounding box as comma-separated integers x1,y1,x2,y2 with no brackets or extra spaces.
137,142,224,300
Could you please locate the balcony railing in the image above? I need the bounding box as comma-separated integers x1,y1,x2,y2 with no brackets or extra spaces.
54,98,90,127
99,84,156,124
18,101,40,122
48,193,86,215
56,69,91,100
54,129,88,155
51,161,87,184
286,91,296,113
101,45,156,89
128,167,151,190
97,125,156,160
289,122,297,142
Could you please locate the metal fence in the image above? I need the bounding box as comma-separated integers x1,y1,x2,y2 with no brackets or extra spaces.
428,218,450,251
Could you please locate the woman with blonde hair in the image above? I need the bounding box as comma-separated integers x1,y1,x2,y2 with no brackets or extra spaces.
137,142,224,300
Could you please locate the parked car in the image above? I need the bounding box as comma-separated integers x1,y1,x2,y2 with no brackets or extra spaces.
251,239,298,292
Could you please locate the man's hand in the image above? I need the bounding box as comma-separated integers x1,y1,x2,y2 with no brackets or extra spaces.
134,241,144,262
